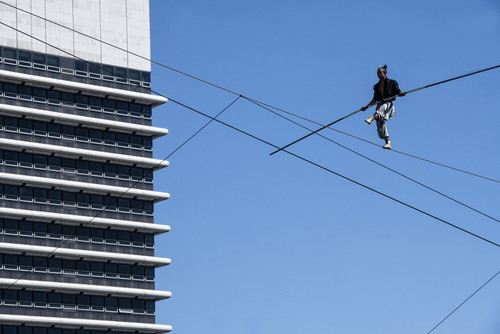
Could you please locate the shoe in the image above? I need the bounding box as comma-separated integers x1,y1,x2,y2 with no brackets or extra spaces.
382,141,391,150
365,116,375,125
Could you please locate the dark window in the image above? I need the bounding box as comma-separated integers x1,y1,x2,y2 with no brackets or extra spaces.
33,121,47,136
33,88,47,103
63,191,76,207
77,193,90,208
48,224,62,239
77,261,90,276
47,90,61,104
33,52,47,65
48,123,62,138
34,188,47,204
47,55,60,67
48,189,62,205
19,187,33,202
61,92,74,105
76,160,89,174
18,50,31,62
76,127,89,141
75,94,88,109
48,156,62,171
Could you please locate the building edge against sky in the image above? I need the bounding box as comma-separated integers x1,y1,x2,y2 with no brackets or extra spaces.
0,0,171,333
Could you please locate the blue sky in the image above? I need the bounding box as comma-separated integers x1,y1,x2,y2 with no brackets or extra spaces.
149,1,500,333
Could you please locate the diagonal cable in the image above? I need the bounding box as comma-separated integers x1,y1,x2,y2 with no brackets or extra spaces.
427,269,500,334
244,97,500,225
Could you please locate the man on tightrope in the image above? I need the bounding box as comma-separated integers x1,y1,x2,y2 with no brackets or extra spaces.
361,64,406,150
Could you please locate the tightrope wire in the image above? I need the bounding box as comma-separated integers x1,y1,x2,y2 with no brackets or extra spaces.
1,0,497,185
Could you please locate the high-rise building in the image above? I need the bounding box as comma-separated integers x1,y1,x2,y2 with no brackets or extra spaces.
0,1,171,334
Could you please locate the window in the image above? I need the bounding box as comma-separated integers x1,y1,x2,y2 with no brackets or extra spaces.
62,158,76,173
105,297,118,313
103,164,116,179
76,160,89,175
48,292,62,309
77,294,90,311
116,101,128,116
19,152,33,168
33,121,47,136
19,256,32,271
19,290,32,307
76,127,89,142
76,193,90,209
62,259,76,275
48,123,61,139
48,156,62,172
33,87,47,103
61,125,75,141
105,229,117,245
4,185,18,201
62,225,76,241
34,222,48,238
105,263,118,279
63,191,76,207
118,264,131,280
19,187,33,203
90,262,104,278
34,292,53,309
75,94,88,109
19,221,33,237
19,85,32,101
77,227,90,243
48,224,62,240
34,257,47,273
47,90,61,105
103,131,116,146
132,265,144,280
48,258,62,274
89,97,102,111
119,298,132,313
34,154,47,170
61,92,74,107
91,296,104,312
90,162,103,177
89,129,102,144
77,261,90,276
34,188,47,204
48,189,62,206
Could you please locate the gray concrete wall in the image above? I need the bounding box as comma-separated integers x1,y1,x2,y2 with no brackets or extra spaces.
0,0,151,71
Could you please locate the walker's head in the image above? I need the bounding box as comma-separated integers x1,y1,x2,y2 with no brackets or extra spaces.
377,64,387,79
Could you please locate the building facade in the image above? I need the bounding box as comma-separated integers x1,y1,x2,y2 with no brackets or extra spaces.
0,1,171,333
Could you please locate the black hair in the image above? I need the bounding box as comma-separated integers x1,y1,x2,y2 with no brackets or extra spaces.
379,64,387,74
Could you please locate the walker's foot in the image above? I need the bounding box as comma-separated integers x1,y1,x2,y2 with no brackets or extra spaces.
365,116,375,125
382,141,391,150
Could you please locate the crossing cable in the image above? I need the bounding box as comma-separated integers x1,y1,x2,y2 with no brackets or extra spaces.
0,19,244,290
426,268,500,333
2,1,498,185
166,96,500,249
3,93,241,291
245,97,500,225
269,64,500,155
2,14,500,286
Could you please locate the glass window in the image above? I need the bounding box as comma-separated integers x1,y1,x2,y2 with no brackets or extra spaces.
48,156,61,171
117,165,130,180
102,99,115,113
77,294,90,311
118,231,131,246
130,103,142,117
48,190,62,206
34,121,47,136
104,196,117,212
4,219,17,235
18,85,32,100
143,105,152,119
77,261,90,276
105,229,117,245
48,292,62,308
19,152,33,168
62,225,76,241
105,297,118,312
76,160,89,175
131,167,143,182
48,223,62,239
33,88,47,103
116,101,128,116
115,67,128,83
118,198,130,213
119,298,132,313
19,255,32,271
61,125,75,140
34,188,47,204
116,133,129,148
62,158,76,173
19,119,33,135
47,90,61,105
91,295,104,311
33,52,47,65
19,187,33,202
34,222,48,238
145,234,154,248
75,60,88,72
118,264,131,279
103,131,116,146
91,261,104,277
34,291,48,307
105,263,117,278
75,94,88,109
4,185,18,200
76,127,89,142
63,191,76,207
19,290,33,307
4,151,18,166
89,129,102,144
48,258,62,274
90,194,104,210
90,162,103,177
4,254,18,269
132,265,145,280
48,123,61,139
77,193,90,208
145,267,155,281
89,97,102,111
131,199,143,214
103,164,116,179
145,201,154,215
34,257,48,272
61,92,74,106
4,116,18,132
62,259,76,275
77,227,90,243
47,55,60,67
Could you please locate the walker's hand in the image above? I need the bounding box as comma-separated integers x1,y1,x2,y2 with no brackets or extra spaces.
361,106,368,111
399,92,406,97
